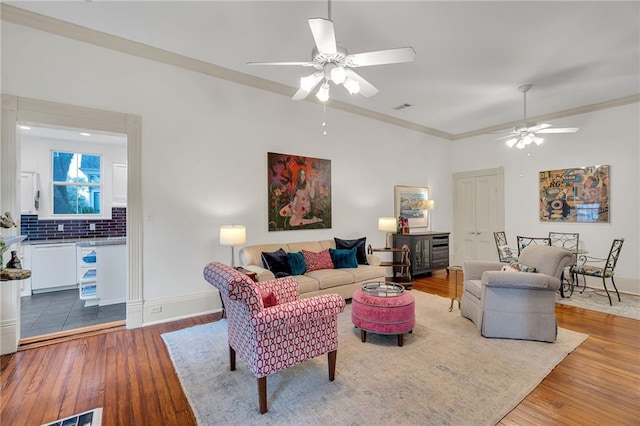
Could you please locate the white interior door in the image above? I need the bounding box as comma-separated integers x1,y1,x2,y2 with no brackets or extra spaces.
453,167,504,264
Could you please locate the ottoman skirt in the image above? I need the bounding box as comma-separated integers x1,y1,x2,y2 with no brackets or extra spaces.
351,289,415,344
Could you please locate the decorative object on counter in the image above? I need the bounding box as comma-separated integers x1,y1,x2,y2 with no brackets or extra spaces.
0,211,17,229
6,251,22,269
220,225,246,267
377,217,397,248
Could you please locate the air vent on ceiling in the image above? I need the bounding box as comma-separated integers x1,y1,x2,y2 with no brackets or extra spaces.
392,103,412,110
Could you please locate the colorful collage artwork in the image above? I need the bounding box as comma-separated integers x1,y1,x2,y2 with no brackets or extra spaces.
539,165,610,223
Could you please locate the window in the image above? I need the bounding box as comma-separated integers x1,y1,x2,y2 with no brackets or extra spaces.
52,151,101,215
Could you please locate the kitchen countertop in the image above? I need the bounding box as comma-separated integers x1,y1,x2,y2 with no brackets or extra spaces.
23,237,126,246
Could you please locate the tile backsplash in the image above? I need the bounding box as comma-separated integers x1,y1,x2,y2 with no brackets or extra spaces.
21,208,126,241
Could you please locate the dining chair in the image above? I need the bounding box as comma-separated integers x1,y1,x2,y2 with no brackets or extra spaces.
572,238,624,305
516,235,551,256
549,232,580,297
493,231,518,263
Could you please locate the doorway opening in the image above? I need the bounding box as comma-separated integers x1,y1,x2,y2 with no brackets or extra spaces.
18,123,128,342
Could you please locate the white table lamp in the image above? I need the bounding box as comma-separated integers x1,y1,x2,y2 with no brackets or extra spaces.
425,200,435,232
378,217,397,248
220,225,246,267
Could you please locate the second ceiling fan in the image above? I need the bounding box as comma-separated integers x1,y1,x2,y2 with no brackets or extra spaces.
248,3,415,102
496,85,579,149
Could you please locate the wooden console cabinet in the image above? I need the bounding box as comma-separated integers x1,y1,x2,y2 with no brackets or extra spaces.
393,232,450,277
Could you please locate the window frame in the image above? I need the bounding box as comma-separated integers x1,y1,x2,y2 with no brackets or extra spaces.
50,149,104,218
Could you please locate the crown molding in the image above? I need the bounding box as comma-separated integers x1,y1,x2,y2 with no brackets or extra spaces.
452,94,640,141
0,4,451,140
2,4,637,142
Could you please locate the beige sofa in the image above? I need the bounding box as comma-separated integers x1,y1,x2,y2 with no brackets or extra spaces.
238,239,385,299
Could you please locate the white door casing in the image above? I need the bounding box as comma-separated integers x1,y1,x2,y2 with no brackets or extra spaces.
453,167,504,265
1,95,143,354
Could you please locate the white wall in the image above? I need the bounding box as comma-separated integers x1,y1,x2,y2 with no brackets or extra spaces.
2,22,453,323
3,18,637,329
452,103,640,293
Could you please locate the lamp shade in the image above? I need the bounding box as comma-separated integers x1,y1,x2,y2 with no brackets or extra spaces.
220,225,246,246
378,217,397,233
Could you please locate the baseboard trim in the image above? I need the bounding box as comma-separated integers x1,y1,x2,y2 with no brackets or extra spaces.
142,290,220,327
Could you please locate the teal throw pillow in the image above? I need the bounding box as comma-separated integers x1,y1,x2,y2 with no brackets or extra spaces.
329,247,358,269
287,251,307,275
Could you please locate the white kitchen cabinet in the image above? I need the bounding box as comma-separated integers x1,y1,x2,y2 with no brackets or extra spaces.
112,163,127,207
30,243,77,293
97,244,126,306
21,171,39,214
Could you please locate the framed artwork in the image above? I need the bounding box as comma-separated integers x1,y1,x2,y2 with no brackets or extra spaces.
539,165,610,223
267,152,332,231
394,185,430,228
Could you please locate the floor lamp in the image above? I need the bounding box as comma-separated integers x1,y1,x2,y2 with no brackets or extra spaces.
220,225,246,267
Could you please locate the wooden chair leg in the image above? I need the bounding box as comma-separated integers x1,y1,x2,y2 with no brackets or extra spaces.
328,350,337,382
258,376,267,414
229,346,236,371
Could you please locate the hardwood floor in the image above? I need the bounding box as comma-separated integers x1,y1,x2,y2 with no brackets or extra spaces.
2,271,639,425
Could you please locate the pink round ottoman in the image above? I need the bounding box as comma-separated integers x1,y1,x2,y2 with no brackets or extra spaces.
351,287,415,346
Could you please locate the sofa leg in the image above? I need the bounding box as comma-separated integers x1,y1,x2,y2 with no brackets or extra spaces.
328,350,337,381
258,376,268,414
229,346,236,371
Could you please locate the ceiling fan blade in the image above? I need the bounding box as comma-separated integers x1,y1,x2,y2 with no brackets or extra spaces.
309,18,337,54
538,127,579,134
527,123,552,132
292,72,324,100
347,47,416,67
495,133,519,141
247,61,315,66
344,69,378,97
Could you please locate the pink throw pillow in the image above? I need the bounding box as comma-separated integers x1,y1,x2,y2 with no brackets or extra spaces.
256,287,278,308
302,249,334,272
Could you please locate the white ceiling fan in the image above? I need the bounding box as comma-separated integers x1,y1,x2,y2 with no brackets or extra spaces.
247,1,415,102
496,85,579,149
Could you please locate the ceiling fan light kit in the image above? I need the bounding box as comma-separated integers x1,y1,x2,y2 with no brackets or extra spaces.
248,7,415,103
497,84,579,149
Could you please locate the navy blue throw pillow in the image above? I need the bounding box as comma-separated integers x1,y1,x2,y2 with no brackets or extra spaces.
287,251,307,275
329,247,358,269
261,248,291,276
334,237,368,265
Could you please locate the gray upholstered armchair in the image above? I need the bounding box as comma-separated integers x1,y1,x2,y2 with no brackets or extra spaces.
460,245,575,342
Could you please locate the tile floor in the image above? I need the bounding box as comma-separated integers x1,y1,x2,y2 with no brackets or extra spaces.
21,289,125,339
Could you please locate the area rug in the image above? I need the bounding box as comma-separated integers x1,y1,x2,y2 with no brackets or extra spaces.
556,288,640,320
162,292,588,425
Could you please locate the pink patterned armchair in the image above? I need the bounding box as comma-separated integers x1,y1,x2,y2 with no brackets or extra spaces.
203,262,346,414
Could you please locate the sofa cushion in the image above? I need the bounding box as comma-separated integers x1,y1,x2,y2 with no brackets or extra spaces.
261,248,291,276
306,269,354,289
287,251,307,275
335,237,368,265
292,274,321,294
302,249,335,272
349,264,387,283
329,247,358,269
